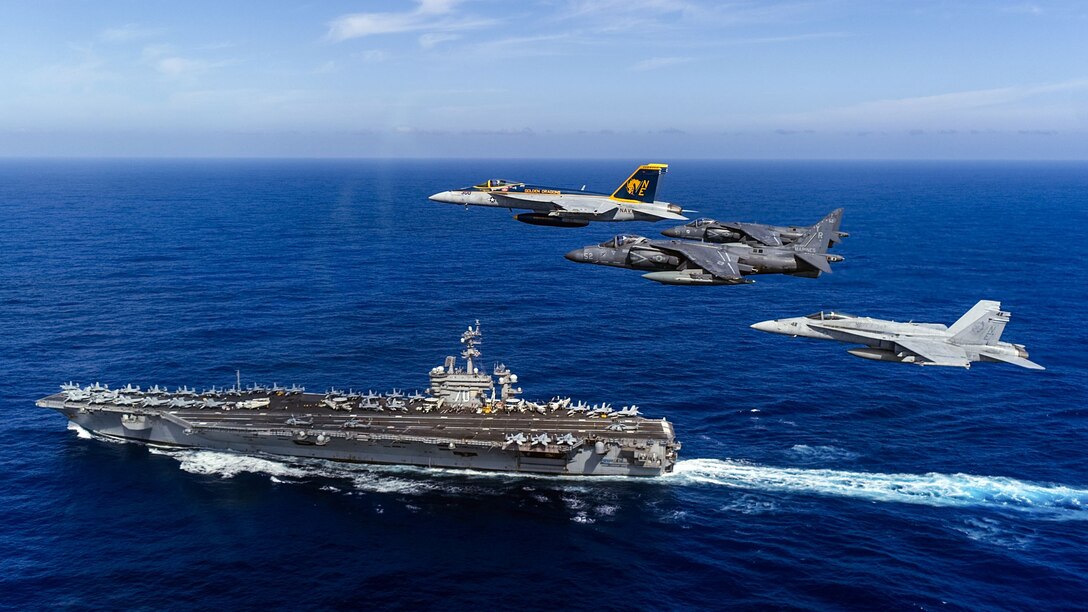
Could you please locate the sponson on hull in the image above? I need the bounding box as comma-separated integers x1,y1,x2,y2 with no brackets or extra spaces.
37,323,680,476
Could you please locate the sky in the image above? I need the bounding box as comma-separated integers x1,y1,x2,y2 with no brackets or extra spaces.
1,0,1086,159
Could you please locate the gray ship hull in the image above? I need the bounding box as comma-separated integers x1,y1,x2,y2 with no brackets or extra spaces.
39,395,679,477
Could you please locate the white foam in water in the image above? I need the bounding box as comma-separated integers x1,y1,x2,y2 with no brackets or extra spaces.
155,449,311,480
346,470,441,495
719,494,779,516
67,422,94,439
669,458,1088,515
148,448,447,496
67,422,126,444
122,436,1088,519
787,444,860,463
562,495,587,511
951,517,1035,549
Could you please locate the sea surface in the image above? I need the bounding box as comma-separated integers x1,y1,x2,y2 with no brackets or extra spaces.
1,159,1086,610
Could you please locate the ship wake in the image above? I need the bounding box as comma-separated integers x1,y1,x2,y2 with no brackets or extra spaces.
670,458,1088,517
87,420,1085,520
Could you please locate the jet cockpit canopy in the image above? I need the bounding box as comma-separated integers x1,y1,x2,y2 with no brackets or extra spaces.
805,311,854,321
474,179,523,190
601,235,648,248
687,218,716,227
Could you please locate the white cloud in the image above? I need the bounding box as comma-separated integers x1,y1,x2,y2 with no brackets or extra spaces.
776,79,1088,129
327,0,491,42
631,56,691,71
156,56,207,76
452,34,572,61
33,45,114,88
356,50,389,63
565,0,696,19
419,32,460,49
141,44,174,60
1001,3,1043,15
843,79,1088,116
723,31,847,45
558,0,818,33
140,43,231,77
561,0,695,32
99,23,162,43
418,0,459,13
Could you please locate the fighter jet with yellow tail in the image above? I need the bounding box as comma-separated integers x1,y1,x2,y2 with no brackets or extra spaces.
428,163,689,227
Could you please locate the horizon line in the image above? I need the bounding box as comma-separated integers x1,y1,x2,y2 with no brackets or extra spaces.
2,155,1088,162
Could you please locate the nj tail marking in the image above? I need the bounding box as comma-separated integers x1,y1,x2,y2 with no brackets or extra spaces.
611,163,668,204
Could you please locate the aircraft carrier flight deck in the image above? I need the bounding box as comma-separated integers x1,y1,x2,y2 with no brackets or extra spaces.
38,323,680,477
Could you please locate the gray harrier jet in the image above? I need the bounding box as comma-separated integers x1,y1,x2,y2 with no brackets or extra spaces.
428,163,689,227
563,209,843,285
750,300,1043,369
661,209,848,247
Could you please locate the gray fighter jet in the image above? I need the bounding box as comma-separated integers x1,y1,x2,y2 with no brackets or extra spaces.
555,433,580,446
428,163,689,227
661,209,848,247
564,209,843,285
503,432,529,448
750,300,1043,369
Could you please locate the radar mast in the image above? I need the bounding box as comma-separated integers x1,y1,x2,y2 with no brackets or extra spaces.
461,320,482,374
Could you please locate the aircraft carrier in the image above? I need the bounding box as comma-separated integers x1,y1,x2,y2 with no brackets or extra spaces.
36,323,680,477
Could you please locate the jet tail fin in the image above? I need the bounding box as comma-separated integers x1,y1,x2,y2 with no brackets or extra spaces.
611,163,668,203
948,300,1008,346
794,208,843,253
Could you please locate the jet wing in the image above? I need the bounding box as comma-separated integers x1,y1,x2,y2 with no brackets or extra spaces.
654,241,743,281
490,193,618,216
892,337,972,368
806,324,969,366
725,223,782,247
553,199,620,216
640,208,689,221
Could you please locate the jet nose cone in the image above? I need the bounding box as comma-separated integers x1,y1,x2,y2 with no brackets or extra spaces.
429,190,454,203
750,320,780,333
564,248,587,263
660,226,681,238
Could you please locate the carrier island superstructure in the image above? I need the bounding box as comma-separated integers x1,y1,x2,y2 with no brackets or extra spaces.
37,323,680,477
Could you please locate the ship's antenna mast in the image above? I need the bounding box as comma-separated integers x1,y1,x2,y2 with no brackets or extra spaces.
236,369,241,392
460,320,482,373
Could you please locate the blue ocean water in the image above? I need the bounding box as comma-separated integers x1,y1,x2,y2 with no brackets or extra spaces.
1,159,1086,610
